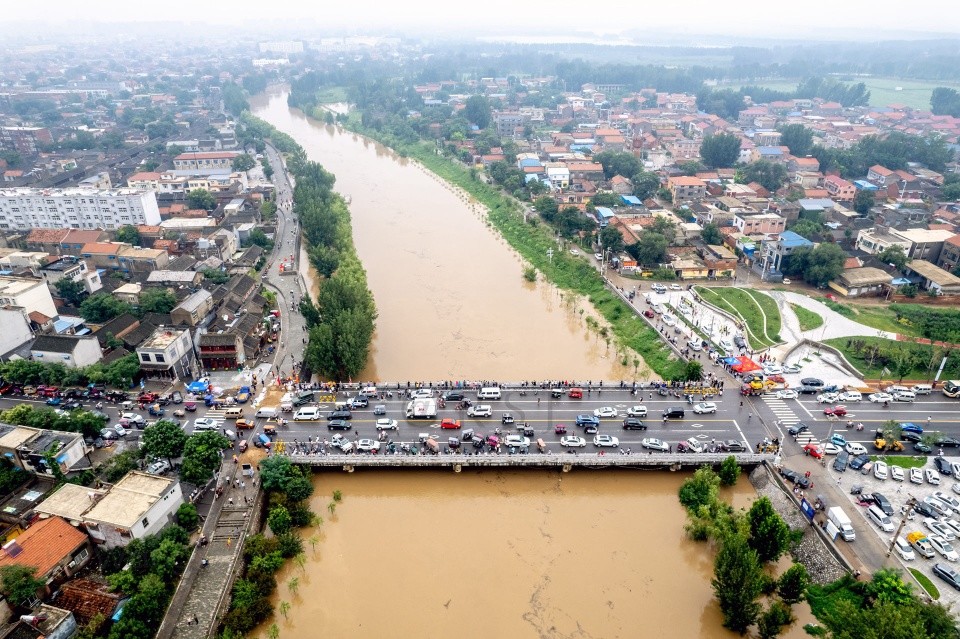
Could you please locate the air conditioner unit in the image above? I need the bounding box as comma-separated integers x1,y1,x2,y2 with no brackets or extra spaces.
67,560,76,569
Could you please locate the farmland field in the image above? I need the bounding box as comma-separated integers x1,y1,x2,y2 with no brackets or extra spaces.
723,77,960,110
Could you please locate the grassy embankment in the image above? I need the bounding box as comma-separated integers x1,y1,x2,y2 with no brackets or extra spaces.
823,335,960,381
790,303,824,332
696,287,780,349
326,112,684,379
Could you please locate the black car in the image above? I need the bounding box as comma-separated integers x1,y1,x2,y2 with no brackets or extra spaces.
172,391,183,404
64,401,82,410
520,425,535,437
833,451,849,472
733,336,746,348
723,440,746,452
501,413,515,424
800,378,824,387
444,391,466,402
327,419,351,431
797,385,820,394
662,407,685,419
849,454,870,471
780,468,801,483
583,424,598,435
934,456,953,475
915,442,933,454
293,391,315,407
933,564,960,591
622,418,647,431
872,493,894,516
900,430,922,443
914,501,939,519
788,423,809,437
327,410,353,421
935,436,960,447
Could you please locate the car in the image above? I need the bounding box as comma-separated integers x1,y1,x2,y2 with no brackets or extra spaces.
440,418,461,430
569,248,580,256
99,428,118,440
782,363,801,374
893,391,915,402
874,461,888,480
327,410,353,421
582,424,599,435
824,405,848,417
779,469,811,488
467,405,492,418
934,457,953,475
942,519,960,537
734,335,746,348
723,440,747,452
928,535,959,562
45,397,61,406
901,423,924,435
593,435,619,448
954,482,960,496
763,365,783,375
349,396,369,409
327,419,351,431
651,283,667,294
443,391,466,402
643,309,655,319
911,467,925,484
560,435,587,447
803,444,824,459
171,391,183,404
797,385,820,394
869,392,894,403
193,418,220,431
800,377,824,387
838,391,863,402
849,454,871,471
501,413,515,424
926,468,942,485
504,435,530,448
693,402,717,414
923,498,953,519
669,283,682,290
817,392,840,404
626,405,648,417
890,465,905,482
934,491,960,512
776,389,798,400
375,418,398,431
147,459,172,475
120,412,145,425
373,404,387,415
894,536,916,561
575,414,600,427
915,442,934,454
788,423,810,437
823,443,843,455
356,439,381,452
830,433,848,448
662,314,677,326
872,493,894,516
900,430,922,443
593,406,618,418
845,442,867,456
641,438,671,452
933,563,960,590
330,434,352,451
652,304,665,315
594,252,603,261
622,417,647,431
915,501,940,519
935,436,960,448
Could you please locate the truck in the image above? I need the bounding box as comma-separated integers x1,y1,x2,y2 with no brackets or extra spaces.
827,506,856,541
907,531,935,558
405,398,438,419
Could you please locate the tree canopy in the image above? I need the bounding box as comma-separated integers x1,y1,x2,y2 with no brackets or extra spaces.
931,87,960,117
232,153,257,172
782,243,846,287
464,95,491,129
186,188,217,211
138,288,177,315
115,225,141,246
701,222,723,245
738,160,788,192
778,124,814,157
81,293,133,323
699,133,741,168
55,278,87,306
141,420,187,465
594,151,641,180
180,431,230,485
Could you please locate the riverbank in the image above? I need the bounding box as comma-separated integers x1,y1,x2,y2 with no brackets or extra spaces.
312,105,684,380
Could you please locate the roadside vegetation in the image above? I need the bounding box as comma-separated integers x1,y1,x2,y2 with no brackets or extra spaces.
824,336,960,381
695,287,780,348
789,303,823,332
908,568,940,600
814,297,960,343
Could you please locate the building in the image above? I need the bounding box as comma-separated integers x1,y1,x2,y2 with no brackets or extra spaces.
762,230,814,274
0,126,53,155
867,164,895,186
112,283,142,305
823,175,856,202
0,424,90,476
829,267,891,297
856,227,954,263
937,235,960,273
197,331,244,371
855,227,911,256
904,260,960,295
494,112,525,138
258,40,304,54
667,176,706,202
116,245,169,273
699,244,737,279
146,270,204,288
0,188,161,231
733,212,786,236
170,289,213,327
127,171,162,190
136,327,196,380
30,335,102,368
172,152,240,171
0,309,34,359
0,275,58,318
36,473,183,548
0,517,91,598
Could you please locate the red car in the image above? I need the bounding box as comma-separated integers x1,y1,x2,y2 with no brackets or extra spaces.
554,424,567,434
440,418,461,430
823,405,847,417
643,309,655,318
803,443,823,459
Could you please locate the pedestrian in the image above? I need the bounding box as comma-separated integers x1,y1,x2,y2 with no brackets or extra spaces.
927,415,932,425
228,497,234,505
739,400,743,407
240,481,245,490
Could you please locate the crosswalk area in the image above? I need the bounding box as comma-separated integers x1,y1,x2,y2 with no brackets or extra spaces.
205,409,228,420
761,395,821,446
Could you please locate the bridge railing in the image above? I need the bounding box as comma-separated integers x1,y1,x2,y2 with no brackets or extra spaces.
284,452,772,467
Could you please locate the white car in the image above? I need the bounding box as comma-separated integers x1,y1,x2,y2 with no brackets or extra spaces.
763,365,783,375
776,389,798,400
953,482,960,496
652,304,665,315
193,418,220,431
693,402,717,414
845,442,868,456
641,438,670,452
669,283,682,290
894,536,916,561
928,535,959,562
927,468,942,485
822,443,842,455
924,518,956,541
662,314,677,326
570,248,580,256
783,364,802,374
468,405,493,418
942,519,960,537
120,411,144,424
839,391,863,402
375,418,398,431
651,283,667,294
874,461,888,480
910,468,924,484
869,392,894,403
146,459,171,475
504,435,531,448
594,252,603,261
356,439,381,452
817,393,840,404
560,435,587,448
626,405,648,417
924,497,953,518
593,435,620,448
890,465,905,482
593,407,618,418
933,491,960,512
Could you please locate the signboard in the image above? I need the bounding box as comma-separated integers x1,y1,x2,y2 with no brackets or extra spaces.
799,498,815,521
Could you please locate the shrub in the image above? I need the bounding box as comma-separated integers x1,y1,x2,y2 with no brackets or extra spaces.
276,533,304,559
175,503,199,531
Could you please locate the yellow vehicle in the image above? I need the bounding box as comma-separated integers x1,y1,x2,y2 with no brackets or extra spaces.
874,437,904,452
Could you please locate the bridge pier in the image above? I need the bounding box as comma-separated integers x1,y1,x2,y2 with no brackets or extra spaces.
343,465,355,473
562,464,572,473
453,464,461,473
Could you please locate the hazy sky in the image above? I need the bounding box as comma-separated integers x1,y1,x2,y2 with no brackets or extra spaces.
7,0,960,38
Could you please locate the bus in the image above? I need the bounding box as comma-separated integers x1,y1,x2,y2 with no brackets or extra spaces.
943,380,960,398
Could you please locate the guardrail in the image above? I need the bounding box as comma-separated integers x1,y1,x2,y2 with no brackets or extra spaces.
285,452,773,469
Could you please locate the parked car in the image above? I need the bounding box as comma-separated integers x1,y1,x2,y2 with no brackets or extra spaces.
147,460,171,475
928,535,959,562
803,444,824,459
869,392,894,403
845,442,868,456
641,438,670,452
934,457,953,475
933,563,960,590
782,363,801,374
872,493,894,516
723,440,747,452
902,423,924,435
874,461,888,480
910,467,925,484
593,435,619,448
560,435,587,448
890,465,905,482
893,536,915,561
800,378,824,387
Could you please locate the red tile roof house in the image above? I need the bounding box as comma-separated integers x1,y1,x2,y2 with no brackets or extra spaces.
0,517,92,600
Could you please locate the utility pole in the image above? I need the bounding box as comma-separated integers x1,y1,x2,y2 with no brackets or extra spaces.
887,497,917,557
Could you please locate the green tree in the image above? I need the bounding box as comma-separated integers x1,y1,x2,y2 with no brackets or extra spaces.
701,222,723,245
202,267,229,285
757,600,793,639
231,153,256,172
712,532,762,634
141,419,187,465
259,455,296,491
599,224,625,255
115,225,141,246
682,360,703,382
55,278,87,306
853,189,875,215
777,563,810,604
738,160,788,192
285,475,315,502
943,183,960,201
80,293,133,322
138,288,177,315
930,87,960,117
594,151,641,180
186,188,217,211
150,539,190,582
180,431,230,486
778,124,814,157
247,229,274,251
747,497,791,563
678,466,720,512
0,565,45,606
717,456,741,486
699,133,742,168
631,170,661,200
633,232,668,266
590,191,621,207
877,244,907,270
268,505,293,535
175,502,199,531
464,95,491,129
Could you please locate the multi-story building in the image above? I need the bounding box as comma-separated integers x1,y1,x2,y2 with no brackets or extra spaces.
0,424,90,476
823,175,856,202
667,176,707,202
30,335,103,368
258,40,304,54
170,290,214,327
0,275,58,318
0,188,161,231
136,327,196,380
733,212,786,236
0,126,53,155
172,152,240,171
937,235,960,273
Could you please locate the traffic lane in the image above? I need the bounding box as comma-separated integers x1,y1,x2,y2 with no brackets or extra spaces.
788,398,960,429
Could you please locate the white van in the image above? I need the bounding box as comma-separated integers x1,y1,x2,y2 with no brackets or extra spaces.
893,390,916,402
885,384,910,395
477,387,502,400
688,340,702,352
867,505,894,532
255,407,278,419
911,384,933,395
294,407,321,421
225,407,244,419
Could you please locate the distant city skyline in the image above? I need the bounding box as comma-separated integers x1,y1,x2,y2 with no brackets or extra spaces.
6,0,960,40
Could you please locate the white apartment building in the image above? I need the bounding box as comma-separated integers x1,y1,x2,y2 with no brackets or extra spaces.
0,275,58,318
0,188,161,231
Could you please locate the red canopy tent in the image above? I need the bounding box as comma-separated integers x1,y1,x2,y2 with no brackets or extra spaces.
731,356,761,374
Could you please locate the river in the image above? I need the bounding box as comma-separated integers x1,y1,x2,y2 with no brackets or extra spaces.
250,89,633,383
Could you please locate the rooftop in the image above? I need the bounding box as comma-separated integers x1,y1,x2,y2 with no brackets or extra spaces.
838,267,891,287
31,334,91,354
906,260,960,287
0,516,87,577
140,327,185,350
36,482,108,522
84,471,177,528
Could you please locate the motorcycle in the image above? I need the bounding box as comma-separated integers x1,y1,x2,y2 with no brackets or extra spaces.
883,401,889,408
95,402,103,410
